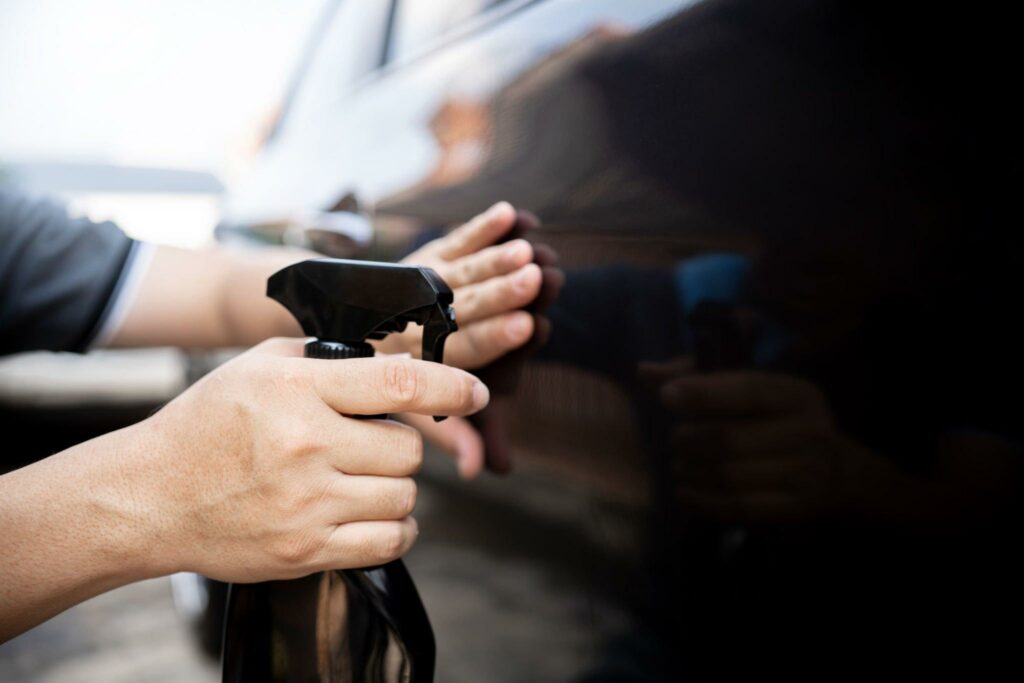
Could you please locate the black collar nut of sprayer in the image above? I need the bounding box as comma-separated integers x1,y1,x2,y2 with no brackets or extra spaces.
267,258,458,421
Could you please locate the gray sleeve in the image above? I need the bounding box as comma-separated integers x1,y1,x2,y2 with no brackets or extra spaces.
0,189,136,355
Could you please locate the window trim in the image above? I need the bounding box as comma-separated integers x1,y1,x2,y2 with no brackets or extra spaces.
382,0,545,70
377,0,401,69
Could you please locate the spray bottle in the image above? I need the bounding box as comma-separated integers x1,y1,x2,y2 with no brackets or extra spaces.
221,258,458,683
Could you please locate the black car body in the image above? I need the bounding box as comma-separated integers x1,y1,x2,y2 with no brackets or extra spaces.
222,0,1020,680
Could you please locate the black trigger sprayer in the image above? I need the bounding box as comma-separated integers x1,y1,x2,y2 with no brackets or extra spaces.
266,258,457,381
221,258,455,683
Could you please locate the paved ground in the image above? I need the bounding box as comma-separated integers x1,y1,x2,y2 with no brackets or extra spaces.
0,457,637,682
0,578,219,683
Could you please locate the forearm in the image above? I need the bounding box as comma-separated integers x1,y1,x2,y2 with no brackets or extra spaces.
0,424,165,641
108,245,311,349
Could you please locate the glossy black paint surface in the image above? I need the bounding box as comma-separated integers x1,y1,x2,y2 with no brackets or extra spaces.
225,0,1021,679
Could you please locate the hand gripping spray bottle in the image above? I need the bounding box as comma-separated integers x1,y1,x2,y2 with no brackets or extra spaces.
221,258,457,683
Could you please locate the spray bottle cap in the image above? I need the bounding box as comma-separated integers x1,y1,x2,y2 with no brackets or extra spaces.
267,258,459,418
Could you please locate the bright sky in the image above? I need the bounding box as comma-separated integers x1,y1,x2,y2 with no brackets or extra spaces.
0,0,326,175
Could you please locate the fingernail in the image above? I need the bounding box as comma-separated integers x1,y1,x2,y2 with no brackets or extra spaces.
504,240,530,267
489,201,512,217
515,264,537,290
472,381,490,410
506,314,532,341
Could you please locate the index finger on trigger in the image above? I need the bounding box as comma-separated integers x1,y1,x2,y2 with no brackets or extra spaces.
309,356,490,417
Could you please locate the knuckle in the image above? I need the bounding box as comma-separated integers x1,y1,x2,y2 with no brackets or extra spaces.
459,286,479,314
253,337,286,354
234,354,272,382
457,258,475,284
396,478,418,516
503,272,520,297
381,359,421,409
252,358,301,395
269,533,320,567
268,336,298,352
272,418,319,458
269,483,304,518
454,374,476,413
447,234,468,254
261,359,311,395
400,426,424,474
374,478,416,517
459,324,486,359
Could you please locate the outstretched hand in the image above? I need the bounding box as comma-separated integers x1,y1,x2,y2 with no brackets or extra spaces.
389,202,563,478
379,202,542,370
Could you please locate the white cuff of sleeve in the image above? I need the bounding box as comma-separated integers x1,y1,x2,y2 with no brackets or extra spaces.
88,241,156,349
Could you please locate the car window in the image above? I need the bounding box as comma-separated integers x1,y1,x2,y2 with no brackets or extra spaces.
270,0,394,143
388,0,513,63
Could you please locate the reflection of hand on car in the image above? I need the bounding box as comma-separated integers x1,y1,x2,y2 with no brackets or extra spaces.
654,367,901,525
653,365,1023,531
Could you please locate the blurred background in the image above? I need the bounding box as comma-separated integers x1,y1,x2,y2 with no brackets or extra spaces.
0,0,327,245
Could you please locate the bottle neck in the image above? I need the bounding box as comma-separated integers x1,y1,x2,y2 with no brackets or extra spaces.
304,340,375,360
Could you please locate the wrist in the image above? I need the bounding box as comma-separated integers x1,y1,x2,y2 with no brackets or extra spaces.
104,417,194,578
77,422,177,582
222,246,311,345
